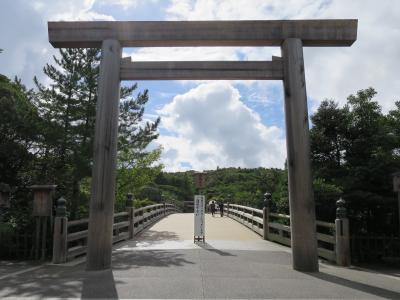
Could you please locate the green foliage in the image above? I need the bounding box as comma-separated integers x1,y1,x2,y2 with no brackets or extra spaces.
154,172,195,203
271,168,289,214
115,83,162,212
133,199,156,208
0,48,160,227
0,75,41,185
203,167,286,210
116,148,163,206
310,87,400,233
156,167,287,211
31,49,160,219
0,75,43,231
33,49,101,218
313,177,342,221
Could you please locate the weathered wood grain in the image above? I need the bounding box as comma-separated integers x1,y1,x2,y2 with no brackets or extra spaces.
86,39,121,271
120,60,283,80
48,20,357,48
281,38,319,272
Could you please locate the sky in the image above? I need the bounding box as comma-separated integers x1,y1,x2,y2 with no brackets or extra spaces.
0,0,399,172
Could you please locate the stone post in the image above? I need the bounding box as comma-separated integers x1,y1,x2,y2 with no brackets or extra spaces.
52,197,68,264
335,198,351,266
163,201,166,216
126,193,135,239
281,38,318,272
86,39,122,271
263,192,271,240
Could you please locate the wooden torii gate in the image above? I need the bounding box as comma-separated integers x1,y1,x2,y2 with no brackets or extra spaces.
48,20,358,272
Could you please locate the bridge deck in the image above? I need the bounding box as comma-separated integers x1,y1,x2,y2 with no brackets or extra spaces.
1,213,399,299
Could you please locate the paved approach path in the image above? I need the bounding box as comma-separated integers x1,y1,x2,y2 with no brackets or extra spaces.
1,213,400,299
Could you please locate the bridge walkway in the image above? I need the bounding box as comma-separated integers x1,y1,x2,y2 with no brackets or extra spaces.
0,213,400,299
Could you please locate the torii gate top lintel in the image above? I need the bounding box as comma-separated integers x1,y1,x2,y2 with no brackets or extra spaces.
48,19,358,48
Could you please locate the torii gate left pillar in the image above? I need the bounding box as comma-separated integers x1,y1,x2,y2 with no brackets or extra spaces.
86,40,121,270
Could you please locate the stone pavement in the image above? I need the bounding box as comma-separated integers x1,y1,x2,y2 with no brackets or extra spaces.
0,213,399,299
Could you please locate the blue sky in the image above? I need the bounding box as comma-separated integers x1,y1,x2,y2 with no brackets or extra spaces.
1,0,399,171
131,80,285,129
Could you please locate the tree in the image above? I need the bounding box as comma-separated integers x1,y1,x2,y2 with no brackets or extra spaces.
0,75,41,186
115,83,161,209
345,89,393,200
386,101,400,165
34,49,160,218
310,88,400,234
310,100,350,182
34,49,100,218
0,74,43,230
116,147,163,210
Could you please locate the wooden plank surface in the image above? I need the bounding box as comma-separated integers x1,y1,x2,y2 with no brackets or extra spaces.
282,38,318,272
120,60,283,80
86,39,122,271
48,20,357,48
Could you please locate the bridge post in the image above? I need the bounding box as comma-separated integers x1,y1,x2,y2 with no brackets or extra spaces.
86,39,122,271
263,193,271,240
52,197,68,264
281,38,318,272
335,198,351,266
251,209,255,229
126,193,135,239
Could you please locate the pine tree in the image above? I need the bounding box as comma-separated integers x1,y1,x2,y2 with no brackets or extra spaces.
34,49,160,218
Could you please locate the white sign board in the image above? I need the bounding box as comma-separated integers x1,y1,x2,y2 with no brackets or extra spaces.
194,195,205,241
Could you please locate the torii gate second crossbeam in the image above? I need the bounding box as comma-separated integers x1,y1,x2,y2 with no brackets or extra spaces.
47,19,358,272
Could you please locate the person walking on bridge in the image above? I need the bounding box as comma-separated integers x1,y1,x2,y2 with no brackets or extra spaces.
209,200,216,217
219,202,224,217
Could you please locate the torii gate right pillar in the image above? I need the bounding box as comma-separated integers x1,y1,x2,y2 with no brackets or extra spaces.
281,38,319,272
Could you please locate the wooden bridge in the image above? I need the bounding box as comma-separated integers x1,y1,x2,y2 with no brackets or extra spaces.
1,205,400,299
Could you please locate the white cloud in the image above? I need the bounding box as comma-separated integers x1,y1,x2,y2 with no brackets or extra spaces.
165,0,326,21
96,0,162,10
304,0,400,112
97,0,139,10
0,0,113,86
155,82,286,171
164,0,400,112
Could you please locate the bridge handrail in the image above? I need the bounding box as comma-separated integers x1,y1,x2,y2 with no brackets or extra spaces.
53,202,181,263
225,203,336,262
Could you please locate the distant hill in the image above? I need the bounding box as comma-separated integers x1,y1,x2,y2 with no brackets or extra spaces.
139,167,288,212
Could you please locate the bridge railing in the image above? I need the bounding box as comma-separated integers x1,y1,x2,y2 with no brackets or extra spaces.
225,203,339,263
226,204,264,236
52,199,180,264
